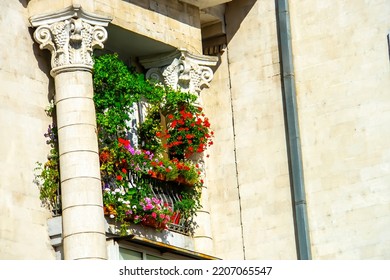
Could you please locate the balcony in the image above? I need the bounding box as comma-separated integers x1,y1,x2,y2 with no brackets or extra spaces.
48,214,199,260
179,0,232,9
104,171,197,236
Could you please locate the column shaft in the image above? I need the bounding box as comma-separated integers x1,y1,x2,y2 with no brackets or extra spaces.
55,70,106,260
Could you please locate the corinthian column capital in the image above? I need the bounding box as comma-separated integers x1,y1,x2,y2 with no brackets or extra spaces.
140,48,219,95
30,5,112,76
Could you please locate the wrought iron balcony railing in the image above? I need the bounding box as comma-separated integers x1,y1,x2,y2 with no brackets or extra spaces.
129,173,193,235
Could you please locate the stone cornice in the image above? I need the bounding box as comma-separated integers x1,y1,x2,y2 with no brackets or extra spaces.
29,4,112,27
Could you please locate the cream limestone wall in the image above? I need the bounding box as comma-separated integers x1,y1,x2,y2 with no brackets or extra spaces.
202,51,245,259
28,0,203,54
204,0,297,259
289,0,390,259
0,0,55,259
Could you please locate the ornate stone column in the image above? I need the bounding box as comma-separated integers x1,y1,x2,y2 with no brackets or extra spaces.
139,49,218,255
30,5,111,260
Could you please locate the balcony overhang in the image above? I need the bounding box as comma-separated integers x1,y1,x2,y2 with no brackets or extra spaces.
104,24,176,58
109,235,220,260
180,0,232,9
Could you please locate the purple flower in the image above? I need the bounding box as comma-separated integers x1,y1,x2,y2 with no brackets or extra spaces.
125,144,137,155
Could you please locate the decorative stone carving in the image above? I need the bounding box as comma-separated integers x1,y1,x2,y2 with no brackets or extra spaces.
33,19,107,71
30,5,111,76
140,48,218,96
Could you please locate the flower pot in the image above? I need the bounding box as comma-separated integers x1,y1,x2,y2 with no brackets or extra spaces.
170,211,181,224
157,173,166,181
176,176,186,184
141,216,167,230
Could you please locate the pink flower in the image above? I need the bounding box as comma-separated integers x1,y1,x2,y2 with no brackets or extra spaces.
143,204,154,211
151,212,157,219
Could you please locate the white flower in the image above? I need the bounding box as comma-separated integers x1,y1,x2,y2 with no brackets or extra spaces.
110,214,115,219
114,188,120,193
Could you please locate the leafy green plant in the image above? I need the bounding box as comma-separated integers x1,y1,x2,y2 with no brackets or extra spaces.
34,121,60,214
173,190,201,235
139,88,214,160
93,53,155,144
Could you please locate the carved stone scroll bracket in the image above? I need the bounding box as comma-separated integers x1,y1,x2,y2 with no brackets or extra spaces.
140,48,218,97
30,5,112,77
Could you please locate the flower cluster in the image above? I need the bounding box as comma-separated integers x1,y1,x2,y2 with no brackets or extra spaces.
133,197,173,230
101,138,202,187
160,106,214,159
44,124,57,146
103,186,134,221
100,137,203,233
103,185,173,231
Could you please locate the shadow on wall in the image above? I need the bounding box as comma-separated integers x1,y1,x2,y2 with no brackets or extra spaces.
225,0,257,44
19,0,28,8
21,0,55,102
119,0,201,29
28,27,55,103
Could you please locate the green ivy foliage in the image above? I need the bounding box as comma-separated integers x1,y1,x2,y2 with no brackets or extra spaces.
93,53,156,144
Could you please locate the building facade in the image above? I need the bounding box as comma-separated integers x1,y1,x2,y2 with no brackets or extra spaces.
0,0,389,260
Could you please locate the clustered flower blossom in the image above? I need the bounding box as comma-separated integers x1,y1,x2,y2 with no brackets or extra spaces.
100,136,202,232
103,137,202,185
44,123,57,147
161,106,214,159
103,184,173,230
133,197,172,229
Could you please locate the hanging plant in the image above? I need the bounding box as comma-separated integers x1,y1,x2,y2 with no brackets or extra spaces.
34,102,61,215
139,89,215,159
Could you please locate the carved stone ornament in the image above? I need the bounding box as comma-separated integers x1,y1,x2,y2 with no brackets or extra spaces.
140,48,219,95
30,5,112,76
